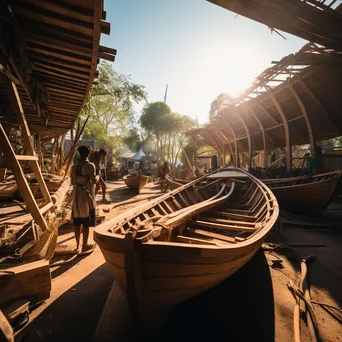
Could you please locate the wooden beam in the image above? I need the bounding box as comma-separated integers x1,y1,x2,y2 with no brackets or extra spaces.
218,130,235,164
99,45,117,55
288,84,317,172
9,82,52,205
267,88,292,172
235,108,252,169
0,260,51,307
298,75,339,131
98,52,115,62
226,123,240,167
245,105,268,170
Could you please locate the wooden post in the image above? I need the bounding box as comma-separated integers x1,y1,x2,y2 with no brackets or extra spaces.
268,89,292,173
246,106,268,171
223,144,227,166
179,139,196,178
0,124,11,181
218,130,235,164
226,123,240,167
193,134,198,171
235,108,252,169
36,134,44,168
288,84,317,173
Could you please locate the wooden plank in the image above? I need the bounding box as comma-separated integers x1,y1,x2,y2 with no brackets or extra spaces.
10,82,52,205
203,217,256,227
0,310,14,342
0,260,51,307
15,155,38,161
176,235,220,246
193,220,255,232
3,299,30,323
188,228,236,243
99,52,115,62
99,45,117,55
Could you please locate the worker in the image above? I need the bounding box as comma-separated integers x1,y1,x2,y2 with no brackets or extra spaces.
71,145,97,254
89,148,109,203
158,161,170,180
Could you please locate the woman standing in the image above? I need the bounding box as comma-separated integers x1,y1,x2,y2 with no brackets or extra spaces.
71,145,98,253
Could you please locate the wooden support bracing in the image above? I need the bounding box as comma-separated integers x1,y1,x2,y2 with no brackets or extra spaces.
267,89,292,172
9,82,52,204
0,82,53,231
218,130,235,164
245,106,268,170
288,84,317,170
0,125,48,231
298,76,339,132
235,108,252,169
225,123,240,167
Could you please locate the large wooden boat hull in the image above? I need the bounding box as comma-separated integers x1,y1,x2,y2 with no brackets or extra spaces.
95,166,279,328
263,171,341,215
123,174,149,193
168,171,342,215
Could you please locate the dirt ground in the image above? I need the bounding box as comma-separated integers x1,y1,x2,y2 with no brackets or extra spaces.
15,181,342,342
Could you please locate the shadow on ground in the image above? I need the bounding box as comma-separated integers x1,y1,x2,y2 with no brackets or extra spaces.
149,249,275,342
17,264,113,342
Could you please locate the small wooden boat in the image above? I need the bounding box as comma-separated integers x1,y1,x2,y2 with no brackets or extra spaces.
95,166,279,328
123,173,149,194
0,173,65,200
263,170,341,215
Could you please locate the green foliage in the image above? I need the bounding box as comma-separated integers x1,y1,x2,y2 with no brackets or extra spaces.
139,101,196,163
318,136,342,147
81,62,147,153
209,93,233,121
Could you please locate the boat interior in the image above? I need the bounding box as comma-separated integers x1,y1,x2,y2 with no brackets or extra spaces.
106,170,276,247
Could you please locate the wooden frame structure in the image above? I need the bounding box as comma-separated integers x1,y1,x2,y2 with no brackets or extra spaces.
208,0,342,51
188,43,342,172
0,0,115,231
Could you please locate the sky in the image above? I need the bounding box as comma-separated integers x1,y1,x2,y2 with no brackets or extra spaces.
100,0,307,125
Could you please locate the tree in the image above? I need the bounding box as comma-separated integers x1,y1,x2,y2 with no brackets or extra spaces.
140,102,172,158
140,101,196,164
209,93,234,121
81,62,147,153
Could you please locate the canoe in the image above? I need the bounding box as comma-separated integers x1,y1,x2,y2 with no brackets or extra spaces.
123,174,149,194
263,170,341,215
94,166,279,328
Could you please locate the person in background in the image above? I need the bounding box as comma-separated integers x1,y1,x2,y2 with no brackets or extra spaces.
89,148,109,203
158,161,170,180
71,145,97,254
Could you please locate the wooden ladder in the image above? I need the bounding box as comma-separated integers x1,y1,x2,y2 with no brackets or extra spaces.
0,82,53,231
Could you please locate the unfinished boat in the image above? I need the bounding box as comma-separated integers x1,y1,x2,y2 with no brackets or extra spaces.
95,166,279,327
263,170,341,215
123,173,149,194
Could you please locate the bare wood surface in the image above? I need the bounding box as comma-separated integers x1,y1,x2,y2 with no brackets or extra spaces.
0,260,51,306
